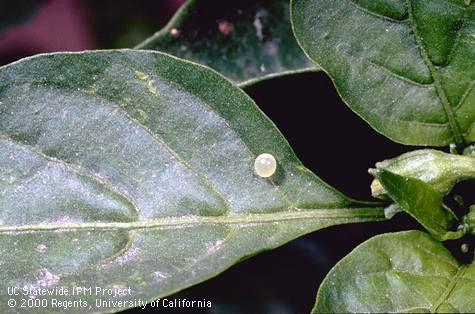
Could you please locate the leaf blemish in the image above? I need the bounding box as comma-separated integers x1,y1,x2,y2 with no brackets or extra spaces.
153,271,169,282
205,240,224,253
136,109,149,124
36,268,60,288
134,70,158,95
134,70,149,81
147,80,157,95
35,244,47,254
121,97,132,108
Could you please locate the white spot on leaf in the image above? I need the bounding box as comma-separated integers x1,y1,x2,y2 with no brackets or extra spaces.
35,244,47,254
37,268,60,288
205,240,224,253
153,271,169,282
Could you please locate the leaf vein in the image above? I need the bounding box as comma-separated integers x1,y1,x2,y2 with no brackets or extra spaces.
0,208,385,233
445,2,472,66
74,88,234,213
347,0,408,23
406,0,465,146
413,243,459,268
0,133,140,218
361,270,452,282
368,60,433,88
455,80,475,111
431,265,467,312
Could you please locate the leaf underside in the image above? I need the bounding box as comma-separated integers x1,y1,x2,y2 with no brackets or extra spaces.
292,0,475,146
136,0,318,87
0,50,383,313
314,231,475,313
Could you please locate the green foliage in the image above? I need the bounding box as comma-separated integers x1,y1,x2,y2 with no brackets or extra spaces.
370,169,462,240
0,50,384,313
314,231,475,313
1,1,475,313
369,149,475,240
371,149,475,196
136,0,317,86
291,0,475,146
291,1,475,311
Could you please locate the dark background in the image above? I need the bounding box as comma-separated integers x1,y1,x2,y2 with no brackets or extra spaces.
1,1,472,313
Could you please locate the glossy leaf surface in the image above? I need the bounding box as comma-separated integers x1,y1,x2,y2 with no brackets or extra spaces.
0,50,383,313
314,231,475,313
136,0,317,87
291,0,475,146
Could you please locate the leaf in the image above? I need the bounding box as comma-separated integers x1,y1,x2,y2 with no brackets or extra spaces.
0,50,384,313
370,169,462,241
291,0,475,146
464,143,475,156
135,0,318,87
0,0,42,31
462,205,475,234
314,230,475,313
371,149,475,197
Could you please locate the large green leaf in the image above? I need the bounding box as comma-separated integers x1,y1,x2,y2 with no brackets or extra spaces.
135,0,317,87
291,0,475,147
314,231,475,313
0,50,383,313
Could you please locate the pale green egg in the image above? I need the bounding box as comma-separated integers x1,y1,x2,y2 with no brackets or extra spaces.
254,153,277,178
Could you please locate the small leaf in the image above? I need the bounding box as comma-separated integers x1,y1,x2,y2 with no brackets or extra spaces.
0,50,383,313
372,149,475,196
136,0,318,87
371,169,461,240
314,231,475,313
291,0,475,146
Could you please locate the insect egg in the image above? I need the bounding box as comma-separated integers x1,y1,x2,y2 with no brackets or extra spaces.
254,153,277,178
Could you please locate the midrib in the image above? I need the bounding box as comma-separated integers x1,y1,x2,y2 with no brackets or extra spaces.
431,265,467,312
405,0,465,147
0,207,384,233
